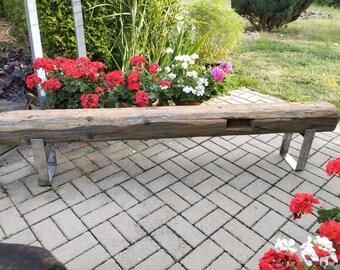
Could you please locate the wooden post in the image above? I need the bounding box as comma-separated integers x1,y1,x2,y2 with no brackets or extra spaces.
24,0,47,108
72,0,87,58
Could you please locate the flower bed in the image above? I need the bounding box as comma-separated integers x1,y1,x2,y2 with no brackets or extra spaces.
25,55,232,109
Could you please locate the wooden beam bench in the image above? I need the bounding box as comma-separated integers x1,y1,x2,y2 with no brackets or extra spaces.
0,102,338,186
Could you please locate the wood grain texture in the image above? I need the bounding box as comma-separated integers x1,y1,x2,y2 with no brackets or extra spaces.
0,102,338,144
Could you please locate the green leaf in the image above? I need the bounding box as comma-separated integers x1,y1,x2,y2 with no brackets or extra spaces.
188,31,210,55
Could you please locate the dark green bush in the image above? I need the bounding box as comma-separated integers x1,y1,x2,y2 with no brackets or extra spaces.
314,0,340,7
231,0,314,31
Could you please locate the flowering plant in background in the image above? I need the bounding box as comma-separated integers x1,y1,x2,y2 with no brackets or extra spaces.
162,54,232,105
259,158,340,269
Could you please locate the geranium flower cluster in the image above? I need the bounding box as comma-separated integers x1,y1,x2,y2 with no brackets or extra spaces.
260,158,340,269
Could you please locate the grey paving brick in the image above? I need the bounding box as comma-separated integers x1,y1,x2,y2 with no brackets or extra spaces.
110,212,146,244
57,183,85,206
134,249,174,270
160,160,189,179
234,153,262,170
258,194,291,218
52,232,98,264
206,253,241,270
117,158,143,177
195,209,231,236
86,151,112,168
316,189,340,207
324,177,340,196
228,136,251,146
64,145,95,160
72,156,99,173
276,174,305,193
21,175,50,196
94,259,122,270
170,182,202,205
129,153,155,170
207,191,242,216
136,166,166,185
105,146,136,161
223,148,247,162
172,155,200,173
182,169,211,187
107,186,138,210
242,179,271,199
253,210,287,239
1,228,36,245
66,245,110,270
6,181,32,204
88,164,121,182
97,171,131,190
224,219,266,251
182,146,208,160
81,201,122,229
150,149,178,164
24,199,68,225
0,165,35,185
139,205,176,233
214,158,244,176
72,193,111,217
140,143,167,158
293,170,327,187
204,163,234,182
114,237,160,269
192,152,219,167
211,137,237,151
309,151,331,167
159,138,188,153
267,187,292,206
156,189,190,212
152,226,191,260
194,176,224,196
121,179,152,201
31,218,67,250
168,215,206,247
182,199,216,224
91,221,129,256
72,176,101,198
174,138,197,148
211,229,254,264
201,141,228,156
247,165,280,185
17,191,59,214
257,160,288,178
53,168,84,186
218,184,253,207
125,140,149,151
0,159,28,176
146,173,178,193
0,197,12,212
52,209,87,240
228,172,257,190
281,221,316,245
127,196,164,221
181,239,223,270
236,201,269,227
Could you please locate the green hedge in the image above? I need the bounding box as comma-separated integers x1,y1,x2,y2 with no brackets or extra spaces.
314,0,340,7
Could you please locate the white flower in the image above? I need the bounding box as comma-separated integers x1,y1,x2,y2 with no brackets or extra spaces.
182,62,188,69
194,85,205,96
168,73,176,79
197,77,209,87
183,86,194,94
165,48,173,54
186,71,197,78
275,239,297,253
190,53,199,60
160,85,169,90
164,66,171,73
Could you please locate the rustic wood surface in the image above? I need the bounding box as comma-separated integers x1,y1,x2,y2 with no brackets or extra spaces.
0,102,338,144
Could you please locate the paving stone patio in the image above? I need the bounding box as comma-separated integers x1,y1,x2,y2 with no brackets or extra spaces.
0,88,339,270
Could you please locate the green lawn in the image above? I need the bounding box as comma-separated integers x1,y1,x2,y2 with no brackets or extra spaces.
227,4,340,109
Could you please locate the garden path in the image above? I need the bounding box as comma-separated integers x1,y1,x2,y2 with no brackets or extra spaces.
0,87,339,270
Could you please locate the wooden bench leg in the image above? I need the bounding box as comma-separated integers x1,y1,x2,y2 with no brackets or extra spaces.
31,139,57,186
280,129,315,171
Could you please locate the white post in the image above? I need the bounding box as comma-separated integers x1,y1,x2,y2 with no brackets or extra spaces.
24,0,47,108
72,0,87,58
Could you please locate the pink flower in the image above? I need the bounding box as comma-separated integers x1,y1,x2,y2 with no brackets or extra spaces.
210,67,225,82
219,61,232,73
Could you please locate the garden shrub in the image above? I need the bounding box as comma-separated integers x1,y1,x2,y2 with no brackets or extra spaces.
188,0,244,64
231,0,314,31
314,0,340,7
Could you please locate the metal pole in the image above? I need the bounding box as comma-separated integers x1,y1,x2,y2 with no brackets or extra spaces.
72,0,87,58
24,0,47,108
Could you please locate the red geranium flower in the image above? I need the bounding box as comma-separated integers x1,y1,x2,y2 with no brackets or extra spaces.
95,87,104,93
41,78,62,90
127,71,140,91
290,193,319,220
326,158,340,177
259,249,304,270
148,63,160,74
105,70,125,87
80,93,99,109
25,73,42,89
134,91,149,107
160,80,171,89
33,58,55,72
130,56,146,65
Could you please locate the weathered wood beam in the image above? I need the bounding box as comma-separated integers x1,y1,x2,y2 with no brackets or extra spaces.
0,102,338,145
72,0,87,57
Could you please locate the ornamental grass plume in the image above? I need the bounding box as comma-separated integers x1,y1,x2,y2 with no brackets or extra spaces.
259,158,340,270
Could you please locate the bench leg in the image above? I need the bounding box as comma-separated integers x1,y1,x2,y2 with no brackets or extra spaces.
31,139,57,186
280,129,315,171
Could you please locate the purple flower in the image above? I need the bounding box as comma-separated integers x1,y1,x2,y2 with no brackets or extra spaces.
219,61,232,73
210,67,225,82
